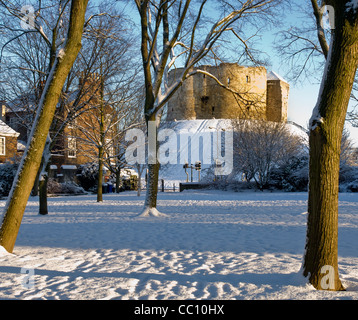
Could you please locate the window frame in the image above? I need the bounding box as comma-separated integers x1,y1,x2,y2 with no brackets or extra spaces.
67,137,77,158
0,137,6,156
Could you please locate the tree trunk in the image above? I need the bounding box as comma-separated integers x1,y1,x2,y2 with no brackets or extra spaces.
31,171,39,197
303,1,358,291
39,176,48,215
39,137,52,215
144,163,160,207
97,145,104,202
116,167,121,193
137,165,142,197
0,0,88,253
97,74,105,202
140,118,165,217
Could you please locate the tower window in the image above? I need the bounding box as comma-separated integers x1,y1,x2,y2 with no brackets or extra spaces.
246,75,251,83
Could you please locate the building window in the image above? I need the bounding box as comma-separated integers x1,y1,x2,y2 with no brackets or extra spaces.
246,75,251,83
0,137,5,155
67,137,76,158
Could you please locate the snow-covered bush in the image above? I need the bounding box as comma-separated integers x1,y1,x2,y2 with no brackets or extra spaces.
269,156,309,192
47,179,85,195
76,162,98,191
339,166,358,192
0,163,18,197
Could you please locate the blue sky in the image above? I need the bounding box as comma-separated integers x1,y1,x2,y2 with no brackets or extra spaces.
112,0,358,144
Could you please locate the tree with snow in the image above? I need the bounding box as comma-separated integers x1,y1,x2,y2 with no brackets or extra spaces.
0,1,139,211
0,0,89,253
134,0,281,216
303,0,358,291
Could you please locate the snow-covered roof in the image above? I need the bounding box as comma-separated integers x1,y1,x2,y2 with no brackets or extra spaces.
267,71,288,83
17,140,26,151
61,165,78,170
0,119,20,137
5,94,38,113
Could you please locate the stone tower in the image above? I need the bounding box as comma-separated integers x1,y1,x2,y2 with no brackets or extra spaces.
266,71,289,122
166,63,289,123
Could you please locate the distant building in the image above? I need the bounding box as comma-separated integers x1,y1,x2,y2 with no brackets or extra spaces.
166,63,289,123
3,74,115,180
0,115,20,163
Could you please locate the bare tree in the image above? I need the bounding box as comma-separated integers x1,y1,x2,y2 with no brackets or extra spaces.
232,119,306,189
275,0,330,83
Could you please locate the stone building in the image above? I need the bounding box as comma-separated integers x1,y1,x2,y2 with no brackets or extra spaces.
166,63,289,123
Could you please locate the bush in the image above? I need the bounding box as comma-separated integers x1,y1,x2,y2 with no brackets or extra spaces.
0,163,18,197
76,162,98,191
47,179,85,195
270,156,309,192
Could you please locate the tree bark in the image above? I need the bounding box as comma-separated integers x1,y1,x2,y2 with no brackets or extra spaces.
140,116,164,216
303,0,358,291
0,0,89,253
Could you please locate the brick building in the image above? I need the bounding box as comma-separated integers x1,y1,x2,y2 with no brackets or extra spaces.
3,74,115,180
0,117,20,163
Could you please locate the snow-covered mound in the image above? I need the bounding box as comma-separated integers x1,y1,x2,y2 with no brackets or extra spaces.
158,119,308,185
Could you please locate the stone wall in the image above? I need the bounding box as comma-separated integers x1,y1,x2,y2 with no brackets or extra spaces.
166,63,289,123
266,79,289,122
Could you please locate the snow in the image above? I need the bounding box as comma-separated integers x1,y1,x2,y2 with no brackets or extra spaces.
157,119,308,185
57,48,65,60
61,165,77,170
0,246,12,256
1,190,358,300
267,71,288,83
0,119,20,137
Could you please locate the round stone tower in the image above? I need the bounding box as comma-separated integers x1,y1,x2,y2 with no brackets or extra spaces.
166,63,288,123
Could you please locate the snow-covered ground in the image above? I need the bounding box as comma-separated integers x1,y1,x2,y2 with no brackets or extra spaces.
1,190,358,300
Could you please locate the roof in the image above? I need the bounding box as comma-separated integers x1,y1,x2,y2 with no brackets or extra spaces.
5,93,38,114
267,71,288,83
0,119,20,137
